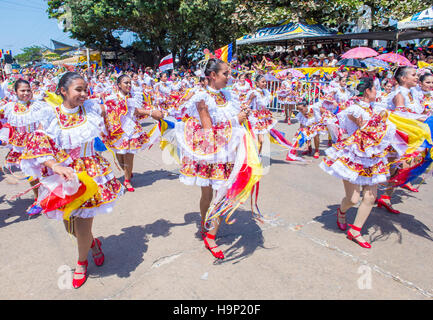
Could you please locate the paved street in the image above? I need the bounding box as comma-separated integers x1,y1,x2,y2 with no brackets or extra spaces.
1,114,432,300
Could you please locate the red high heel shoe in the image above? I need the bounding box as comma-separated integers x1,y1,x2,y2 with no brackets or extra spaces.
202,233,224,259
124,179,135,192
72,260,88,289
91,238,104,266
376,195,400,214
336,208,347,231
402,184,419,193
347,224,371,249
285,150,297,162
302,146,312,156
313,149,320,159
328,140,332,147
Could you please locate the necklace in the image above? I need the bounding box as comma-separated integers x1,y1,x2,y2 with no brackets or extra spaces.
14,101,31,114
206,89,228,107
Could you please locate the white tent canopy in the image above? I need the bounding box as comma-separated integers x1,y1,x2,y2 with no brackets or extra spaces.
398,6,433,29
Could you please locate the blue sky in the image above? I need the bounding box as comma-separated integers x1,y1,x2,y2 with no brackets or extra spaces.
0,0,134,56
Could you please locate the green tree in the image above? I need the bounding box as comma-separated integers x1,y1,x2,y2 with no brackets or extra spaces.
257,0,428,31
14,46,44,64
47,0,242,66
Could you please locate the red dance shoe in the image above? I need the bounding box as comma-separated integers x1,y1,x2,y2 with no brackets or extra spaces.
72,260,88,289
286,150,297,162
336,208,347,231
302,146,312,156
202,233,224,259
401,184,419,193
313,149,320,159
91,238,104,266
124,179,135,192
376,195,400,214
347,224,371,249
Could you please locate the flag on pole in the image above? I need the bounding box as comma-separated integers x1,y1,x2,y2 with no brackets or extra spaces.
215,43,233,63
159,53,174,72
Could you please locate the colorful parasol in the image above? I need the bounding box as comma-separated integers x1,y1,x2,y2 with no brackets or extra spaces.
276,68,305,78
376,53,413,66
341,47,378,59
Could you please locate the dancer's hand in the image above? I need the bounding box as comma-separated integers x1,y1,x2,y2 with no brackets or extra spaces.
238,110,248,124
53,165,75,181
348,114,367,128
379,110,388,121
150,109,163,120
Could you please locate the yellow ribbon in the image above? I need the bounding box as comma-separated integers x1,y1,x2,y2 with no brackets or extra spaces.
62,172,98,222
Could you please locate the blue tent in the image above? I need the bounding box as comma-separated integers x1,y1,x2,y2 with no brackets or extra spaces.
236,21,336,46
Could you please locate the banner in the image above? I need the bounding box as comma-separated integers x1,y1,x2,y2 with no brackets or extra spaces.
159,53,174,72
215,43,233,63
78,52,102,65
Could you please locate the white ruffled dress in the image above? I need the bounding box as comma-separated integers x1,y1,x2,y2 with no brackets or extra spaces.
320,100,407,185
390,87,426,120
154,81,174,110
0,100,46,168
175,86,245,190
277,80,297,105
19,100,123,220
102,93,157,154
232,82,251,103
246,88,277,135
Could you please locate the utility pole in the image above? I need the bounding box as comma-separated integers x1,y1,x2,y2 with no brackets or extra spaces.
86,47,91,76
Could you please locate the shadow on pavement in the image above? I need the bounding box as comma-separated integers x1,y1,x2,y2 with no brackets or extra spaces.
0,195,40,228
270,158,312,166
90,214,198,279
313,203,433,245
121,169,178,189
210,209,266,265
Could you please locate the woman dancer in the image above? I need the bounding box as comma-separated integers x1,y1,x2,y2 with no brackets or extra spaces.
244,74,275,154
377,67,425,209
174,58,249,259
294,101,324,159
1,79,45,214
389,66,425,119
375,78,397,110
321,75,352,146
154,71,174,112
103,74,163,192
232,73,251,104
19,72,123,288
320,78,407,248
277,72,297,124
414,72,433,112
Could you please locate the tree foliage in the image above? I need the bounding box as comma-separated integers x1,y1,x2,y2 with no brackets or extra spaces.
14,46,44,64
46,0,429,66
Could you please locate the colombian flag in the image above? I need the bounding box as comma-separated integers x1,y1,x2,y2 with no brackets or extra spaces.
215,43,233,63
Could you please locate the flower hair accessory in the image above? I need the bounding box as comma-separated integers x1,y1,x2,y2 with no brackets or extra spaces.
198,48,216,77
